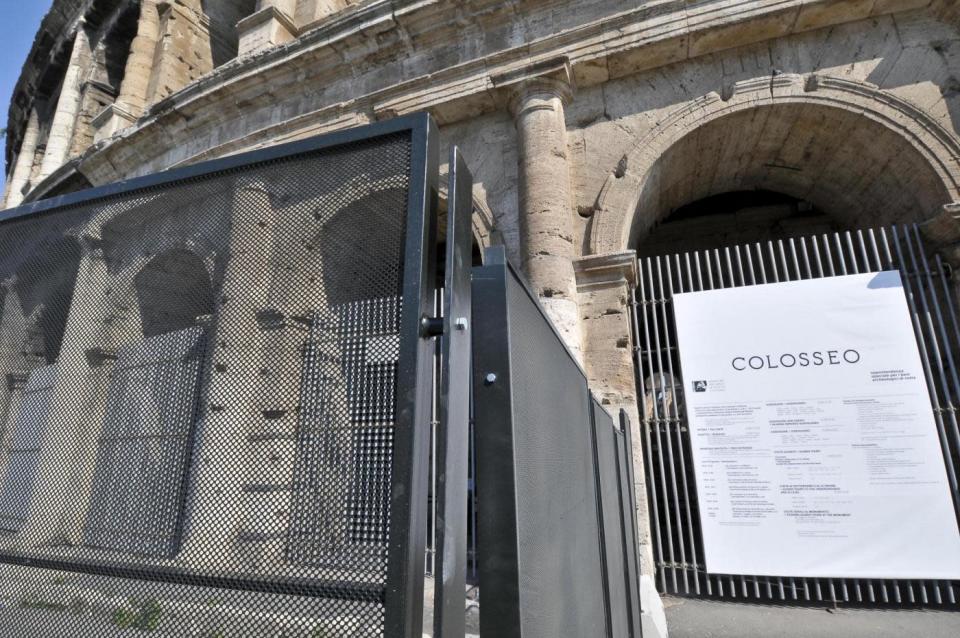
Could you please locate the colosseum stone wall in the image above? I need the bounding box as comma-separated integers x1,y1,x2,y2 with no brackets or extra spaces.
5,1,960,635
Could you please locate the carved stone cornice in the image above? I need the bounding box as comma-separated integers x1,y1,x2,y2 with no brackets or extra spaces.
574,251,638,291
60,0,932,189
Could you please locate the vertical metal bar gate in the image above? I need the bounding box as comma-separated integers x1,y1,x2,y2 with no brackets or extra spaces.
633,226,960,606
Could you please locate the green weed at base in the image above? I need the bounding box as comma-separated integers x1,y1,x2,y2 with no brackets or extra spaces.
110,597,164,632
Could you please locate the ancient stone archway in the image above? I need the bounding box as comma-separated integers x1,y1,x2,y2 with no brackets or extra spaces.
134,248,215,338
577,75,960,587
589,74,960,255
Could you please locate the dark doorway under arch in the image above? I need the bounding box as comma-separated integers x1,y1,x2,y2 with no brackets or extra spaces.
134,249,215,339
638,190,840,258
14,237,83,365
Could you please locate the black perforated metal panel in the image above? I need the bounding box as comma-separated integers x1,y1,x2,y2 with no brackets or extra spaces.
0,115,437,637
505,266,606,638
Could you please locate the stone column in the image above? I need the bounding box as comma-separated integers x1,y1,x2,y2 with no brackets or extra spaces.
94,0,161,142
0,281,27,436
237,0,298,57
574,252,650,567
14,237,113,548
38,27,92,182
510,75,583,359
920,202,960,300
179,178,276,568
118,0,161,116
921,202,960,254
145,1,214,106
574,251,667,638
4,110,41,209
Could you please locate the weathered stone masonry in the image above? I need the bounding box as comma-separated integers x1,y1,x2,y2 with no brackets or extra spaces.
7,1,960,630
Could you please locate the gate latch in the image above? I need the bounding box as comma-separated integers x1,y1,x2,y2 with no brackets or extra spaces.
421,315,444,338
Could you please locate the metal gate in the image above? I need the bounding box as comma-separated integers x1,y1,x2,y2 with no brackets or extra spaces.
633,226,960,606
473,247,645,637
0,114,438,636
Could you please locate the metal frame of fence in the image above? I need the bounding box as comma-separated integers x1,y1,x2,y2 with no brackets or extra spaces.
431,146,474,638
473,246,644,637
616,410,645,631
0,113,440,637
632,225,960,606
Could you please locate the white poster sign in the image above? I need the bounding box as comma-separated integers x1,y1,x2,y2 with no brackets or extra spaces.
673,271,960,579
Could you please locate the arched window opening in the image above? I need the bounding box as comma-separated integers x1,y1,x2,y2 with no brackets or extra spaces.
82,248,214,558
284,187,407,568
0,237,82,534
623,98,960,597
639,190,839,258
13,41,75,199
102,3,141,94
12,238,83,365
203,0,258,66
134,249,215,338
591,96,957,256
69,2,141,157
637,188,844,406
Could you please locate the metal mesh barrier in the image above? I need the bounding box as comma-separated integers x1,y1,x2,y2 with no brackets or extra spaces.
614,411,644,633
634,226,960,606
592,398,630,638
0,115,437,636
473,248,643,638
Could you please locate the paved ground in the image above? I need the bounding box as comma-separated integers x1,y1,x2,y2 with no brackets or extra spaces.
0,607,181,636
664,597,960,638
4,593,959,637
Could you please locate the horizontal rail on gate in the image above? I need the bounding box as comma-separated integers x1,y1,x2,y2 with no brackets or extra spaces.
0,113,435,225
0,551,387,602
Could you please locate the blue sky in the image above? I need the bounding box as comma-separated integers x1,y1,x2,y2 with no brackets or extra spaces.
0,2,52,188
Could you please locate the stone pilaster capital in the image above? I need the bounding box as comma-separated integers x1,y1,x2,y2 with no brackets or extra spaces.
78,232,106,255
6,372,28,392
92,102,135,128
492,57,575,117
137,0,162,23
920,202,960,246
574,250,638,292
166,0,210,29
